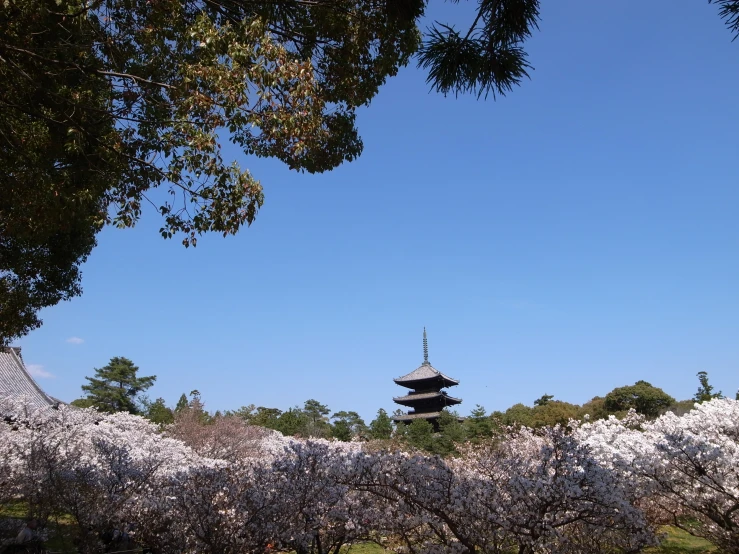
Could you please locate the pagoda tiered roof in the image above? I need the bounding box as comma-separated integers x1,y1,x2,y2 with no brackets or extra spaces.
393,411,442,422
393,363,459,389
393,390,462,407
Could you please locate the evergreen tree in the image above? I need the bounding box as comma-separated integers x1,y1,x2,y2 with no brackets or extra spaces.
301,399,331,437
694,371,723,403
185,390,212,424
463,405,495,442
78,357,155,414
303,399,330,425
534,394,554,406
405,419,434,451
144,397,174,425
432,410,465,457
249,407,283,429
331,419,353,442
369,408,394,440
331,411,366,441
274,408,309,437
175,393,189,413
70,397,95,409
226,404,256,421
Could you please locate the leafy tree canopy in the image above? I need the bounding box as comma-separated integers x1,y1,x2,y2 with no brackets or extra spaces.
2,0,737,343
500,400,581,428
0,0,420,344
76,356,156,414
604,380,675,418
224,401,344,438
581,396,609,421
499,403,535,427
529,400,581,428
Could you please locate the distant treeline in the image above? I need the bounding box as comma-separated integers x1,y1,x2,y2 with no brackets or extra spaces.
71,358,735,457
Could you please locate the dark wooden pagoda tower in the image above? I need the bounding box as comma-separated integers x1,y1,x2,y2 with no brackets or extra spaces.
392,329,461,431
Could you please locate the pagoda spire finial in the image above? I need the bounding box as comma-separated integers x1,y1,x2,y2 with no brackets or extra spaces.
423,327,429,365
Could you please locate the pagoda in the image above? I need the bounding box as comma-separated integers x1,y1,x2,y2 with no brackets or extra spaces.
392,329,461,430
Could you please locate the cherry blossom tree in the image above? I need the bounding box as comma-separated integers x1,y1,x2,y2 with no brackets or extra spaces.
168,408,278,462
639,399,739,551
1,394,736,553
0,396,197,552
347,425,655,554
578,399,739,552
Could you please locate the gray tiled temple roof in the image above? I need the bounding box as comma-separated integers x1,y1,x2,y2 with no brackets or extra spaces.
0,347,59,410
393,363,459,387
393,391,462,404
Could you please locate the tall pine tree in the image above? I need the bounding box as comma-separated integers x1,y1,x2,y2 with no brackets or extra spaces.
175,393,189,413
77,357,155,414
369,408,393,440
694,371,723,403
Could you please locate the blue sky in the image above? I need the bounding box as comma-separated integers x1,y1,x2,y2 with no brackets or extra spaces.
19,1,739,423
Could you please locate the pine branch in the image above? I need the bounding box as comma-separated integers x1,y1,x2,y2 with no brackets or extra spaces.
710,0,739,40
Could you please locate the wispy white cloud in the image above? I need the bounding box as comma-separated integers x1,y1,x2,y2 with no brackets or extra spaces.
27,364,54,379
66,337,84,345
